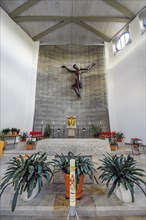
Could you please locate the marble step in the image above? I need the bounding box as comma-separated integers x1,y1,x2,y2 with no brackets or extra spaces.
1,216,146,220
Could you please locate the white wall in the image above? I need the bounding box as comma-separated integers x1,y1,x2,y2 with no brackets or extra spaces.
0,8,39,132
105,15,146,144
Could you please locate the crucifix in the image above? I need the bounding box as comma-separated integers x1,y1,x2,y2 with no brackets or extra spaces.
61,63,95,99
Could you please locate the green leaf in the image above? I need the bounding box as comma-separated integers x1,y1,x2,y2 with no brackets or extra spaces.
0,174,14,189
12,189,19,212
27,166,35,181
0,182,13,197
107,179,118,198
37,165,42,175
44,172,51,184
27,175,35,198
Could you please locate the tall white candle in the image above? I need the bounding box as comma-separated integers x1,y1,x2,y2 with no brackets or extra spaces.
70,159,76,207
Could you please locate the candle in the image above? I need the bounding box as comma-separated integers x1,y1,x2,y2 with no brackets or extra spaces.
41,121,43,125
88,121,90,125
100,121,102,125
53,121,55,125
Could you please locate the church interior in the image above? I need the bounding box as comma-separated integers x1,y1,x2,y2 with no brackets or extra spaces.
0,1,146,220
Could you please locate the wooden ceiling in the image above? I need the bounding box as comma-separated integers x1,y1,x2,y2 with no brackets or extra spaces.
0,0,145,45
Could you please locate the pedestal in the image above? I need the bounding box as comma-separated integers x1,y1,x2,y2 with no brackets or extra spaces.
68,128,75,138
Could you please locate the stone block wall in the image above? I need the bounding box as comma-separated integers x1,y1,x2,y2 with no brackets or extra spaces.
33,45,110,138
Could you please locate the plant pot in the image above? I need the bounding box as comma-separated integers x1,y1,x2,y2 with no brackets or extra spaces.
0,141,5,148
12,131,18,136
110,144,117,151
27,144,33,150
0,141,5,156
116,138,122,142
21,138,26,142
20,182,39,201
2,141,7,150
114,184,132,203
44,136,49,139
64,173,84,199
12,131,17,136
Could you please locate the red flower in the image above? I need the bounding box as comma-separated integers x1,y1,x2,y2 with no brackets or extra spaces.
23,154,28,158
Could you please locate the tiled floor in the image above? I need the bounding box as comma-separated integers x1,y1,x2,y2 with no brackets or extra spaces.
0,143,146,220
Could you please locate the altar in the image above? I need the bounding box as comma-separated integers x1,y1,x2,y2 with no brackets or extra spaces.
36,138,110,184
36,138,110,156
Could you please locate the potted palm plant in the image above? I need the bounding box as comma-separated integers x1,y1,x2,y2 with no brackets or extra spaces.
0,152,53,211
20,131,29,142
109,138,117,151
53,151,96,199
26,139,35,150
43,124,52,138
11,128,20,135
115,132,124,142
1,128,10,135
98,153,146,203
91,124,102,138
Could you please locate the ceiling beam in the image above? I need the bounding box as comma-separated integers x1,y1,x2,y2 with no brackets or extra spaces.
32,21,70,41
14,16,129,23
103,0,134,19
79,16,130,23
9,0,42,18
14,16,70,22
74,21,111,42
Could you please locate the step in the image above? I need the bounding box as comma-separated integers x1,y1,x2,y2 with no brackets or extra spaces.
1,184,146,218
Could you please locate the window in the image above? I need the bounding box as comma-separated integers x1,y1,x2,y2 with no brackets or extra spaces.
143,17,146,27
116,32,130,51
138,7,146,34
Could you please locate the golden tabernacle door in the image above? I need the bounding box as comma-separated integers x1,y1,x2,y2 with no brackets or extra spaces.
67,116,76,138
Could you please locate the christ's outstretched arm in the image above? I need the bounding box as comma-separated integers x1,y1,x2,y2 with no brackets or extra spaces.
80,63,96,71
61,65,75,73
